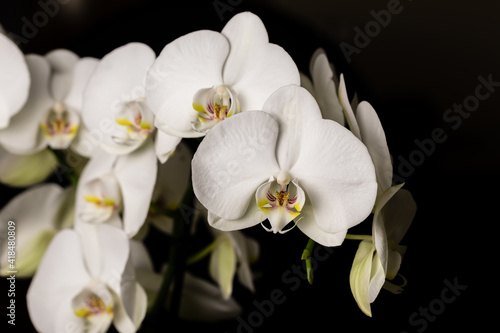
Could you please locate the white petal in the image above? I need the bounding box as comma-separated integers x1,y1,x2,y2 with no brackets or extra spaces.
45,49,79,101
291,118,377,233
82,43,156,151
192,111,280,221
113,282,147,333
0,33,29,128
114,139,157,237
338,74,361,139
0,184,66,276
64,57,99,112
208,198,265,231
146,30,228,137
0,54,52,154
0,147,56,187
309,48,344,125
261,85,322,171
221,12,300,111
386,249,402,280
356,101,392,193
300,72,314,95
27,230,91,333
154,129,182,163
231,231,257,292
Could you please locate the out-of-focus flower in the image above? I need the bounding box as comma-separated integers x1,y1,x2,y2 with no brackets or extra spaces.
208,229,259,299
192,84,377,246
0,183,74,277
338,75,417,316
0,32,29,130
82,42,180,161
0,146,57,187
146,11,300,138
27,224,147,333
0,49,98,156
129,240,242,322
300,48,345,125
75,140,157,238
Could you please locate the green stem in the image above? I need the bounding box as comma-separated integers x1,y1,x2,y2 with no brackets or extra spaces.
51,148,78,186
301,238,315,285
345,234,372,241
186,240,218,266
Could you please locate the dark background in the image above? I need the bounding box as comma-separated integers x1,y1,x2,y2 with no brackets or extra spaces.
1,0,498,332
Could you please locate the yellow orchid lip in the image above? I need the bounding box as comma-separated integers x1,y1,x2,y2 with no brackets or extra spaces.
83,195,117,209
40,103,79,149
112,101,153,146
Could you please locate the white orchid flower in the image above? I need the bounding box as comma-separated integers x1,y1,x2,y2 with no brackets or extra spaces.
0,183,74,277
129,240,242,322
145,11,300,138
0,49,98,156
0,32,29,129
192,84,377,246
338,75,417,316
82,42,181,161
27,224,147,333
208,229,259,300
0,146,57,187
300,48,345,125
75,139,157,238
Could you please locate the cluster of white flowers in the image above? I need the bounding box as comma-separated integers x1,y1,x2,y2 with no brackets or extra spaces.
0,11,416,332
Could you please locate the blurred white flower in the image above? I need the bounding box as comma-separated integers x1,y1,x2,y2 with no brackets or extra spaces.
0,49,98,156
82,42,180,161
27,224,147,333
0,184,74,277
0,32,29,130
75,141,157,238
146,11,300,138
193,84,377,246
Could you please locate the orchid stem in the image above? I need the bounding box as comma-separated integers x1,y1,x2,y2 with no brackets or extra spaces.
301,238,315,285
345,234,372,241
187,240,218,266
51,148,78,186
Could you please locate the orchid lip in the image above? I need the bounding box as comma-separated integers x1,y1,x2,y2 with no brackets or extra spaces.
111,101,153,146
40,102,79,149
191,84,241,134
72,284,114,329
256,176,306,234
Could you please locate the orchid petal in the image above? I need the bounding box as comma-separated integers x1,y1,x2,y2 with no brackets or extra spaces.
386,249,402,280
154,129,182,164
64,57,99,112
0,147,56,187
356,101,392,193
309,48,344,125
0,184,66,276
221,12,300,111
193,111,280,221
231,231,257,292
0,54,52,154
27,230,91,333
338,74,361,139
373,183,404,273
113,282,147,333
383,189,417,244
0,33,29,128
146,30,228,137
349,240,376,317
82,43,156,153
45,49,79,101
261,84,321,171
210,235,237,299
207,199,265,231
114,138,157,237
291,118,377,233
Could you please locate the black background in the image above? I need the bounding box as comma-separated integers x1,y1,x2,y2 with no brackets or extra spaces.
0,0,498,332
